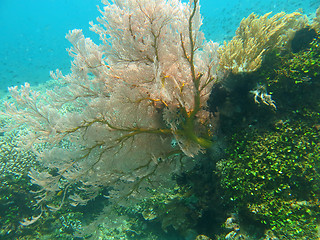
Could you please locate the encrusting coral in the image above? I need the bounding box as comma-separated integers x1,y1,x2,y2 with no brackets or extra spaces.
216,31,320,239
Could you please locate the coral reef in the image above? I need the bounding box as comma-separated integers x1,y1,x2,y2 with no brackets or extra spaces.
1,1,320,240
218,12,307,73
311,6,320,33
2,0,219,220
0,116,38,238
216,31,320,239
218,115,320,238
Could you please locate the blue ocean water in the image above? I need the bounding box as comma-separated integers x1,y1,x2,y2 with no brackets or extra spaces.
0,0,101,92
0,0,317,93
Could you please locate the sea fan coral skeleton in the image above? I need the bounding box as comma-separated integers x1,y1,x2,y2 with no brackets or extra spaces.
2,0,219,223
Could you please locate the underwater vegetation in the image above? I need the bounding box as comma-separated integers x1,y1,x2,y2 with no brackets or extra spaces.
215,31,320,239
0,118,37,238
218,111,320,238
0,0,320,239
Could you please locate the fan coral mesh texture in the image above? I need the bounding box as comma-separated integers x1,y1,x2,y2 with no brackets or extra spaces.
3,0,219,213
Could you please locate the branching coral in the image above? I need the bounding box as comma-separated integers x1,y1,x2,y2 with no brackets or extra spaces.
311,6,320,33
2,0,220,222
216,39,320,238
219,12,307,74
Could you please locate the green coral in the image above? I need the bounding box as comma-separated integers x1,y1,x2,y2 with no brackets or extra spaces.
118,185,200,237
217,33,320,239
262,35,320,112
276,36,320,83
218,113,320,238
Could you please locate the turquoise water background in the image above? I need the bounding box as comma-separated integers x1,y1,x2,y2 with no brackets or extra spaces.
0,0,318,92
